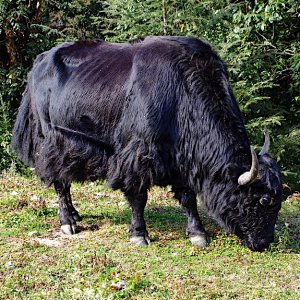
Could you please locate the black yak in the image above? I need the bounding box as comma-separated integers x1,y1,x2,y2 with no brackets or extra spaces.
12,36,283,251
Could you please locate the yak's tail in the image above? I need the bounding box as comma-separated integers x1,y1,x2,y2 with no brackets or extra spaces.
12,86,37,167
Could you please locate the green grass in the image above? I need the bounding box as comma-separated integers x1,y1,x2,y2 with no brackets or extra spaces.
0,173,300,299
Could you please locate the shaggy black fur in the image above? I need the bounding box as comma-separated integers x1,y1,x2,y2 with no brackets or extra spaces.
12,36,283,251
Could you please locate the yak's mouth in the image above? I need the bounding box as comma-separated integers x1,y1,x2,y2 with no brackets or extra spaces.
241,232,274,252
234,226,273,252
243,238,271,252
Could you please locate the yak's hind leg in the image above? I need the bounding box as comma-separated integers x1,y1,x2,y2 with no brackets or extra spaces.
125,190,150,246
173,188,210,247
54,182,82,234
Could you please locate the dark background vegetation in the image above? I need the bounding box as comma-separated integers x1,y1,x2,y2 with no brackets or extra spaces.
0,0,299,190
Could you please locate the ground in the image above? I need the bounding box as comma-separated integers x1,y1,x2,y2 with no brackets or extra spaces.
0,172,299,299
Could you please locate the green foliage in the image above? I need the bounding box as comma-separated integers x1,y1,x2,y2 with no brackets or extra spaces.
102,0,235,41
0,92,32,175
0,0,299,189
102,0,170,40
0,93,14,170
45,0,104,42
220,0,300,189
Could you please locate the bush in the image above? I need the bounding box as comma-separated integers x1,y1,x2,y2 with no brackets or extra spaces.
0,0,299,190
0,93,14,171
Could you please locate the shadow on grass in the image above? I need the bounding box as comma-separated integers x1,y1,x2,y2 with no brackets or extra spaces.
79,206,187,235
77,205,300,253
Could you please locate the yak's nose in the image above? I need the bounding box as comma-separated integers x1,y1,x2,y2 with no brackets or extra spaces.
252,241,270,252
246,237,273,252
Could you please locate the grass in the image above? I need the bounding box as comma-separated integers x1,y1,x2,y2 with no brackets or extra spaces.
0,172,300,299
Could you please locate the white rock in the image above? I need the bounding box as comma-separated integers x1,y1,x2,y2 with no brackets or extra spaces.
36,238,63,247
5,261,15,268
28,231,39,237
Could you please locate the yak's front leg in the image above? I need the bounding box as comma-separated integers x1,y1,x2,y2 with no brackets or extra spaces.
125,190,150,246
54,182,82,235
174,188,210,247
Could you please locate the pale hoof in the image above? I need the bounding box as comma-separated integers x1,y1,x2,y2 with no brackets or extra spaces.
190,235,210,247
61,224,76,235
130,236,151,246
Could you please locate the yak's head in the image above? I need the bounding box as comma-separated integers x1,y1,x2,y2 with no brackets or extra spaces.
207,133,284,251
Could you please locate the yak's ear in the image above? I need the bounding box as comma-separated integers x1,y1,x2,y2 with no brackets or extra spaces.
225,163,244,183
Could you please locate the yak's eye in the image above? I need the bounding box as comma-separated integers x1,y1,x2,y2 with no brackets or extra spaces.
259,195,275,207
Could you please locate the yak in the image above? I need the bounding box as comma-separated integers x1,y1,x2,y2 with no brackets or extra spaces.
12,36,283,251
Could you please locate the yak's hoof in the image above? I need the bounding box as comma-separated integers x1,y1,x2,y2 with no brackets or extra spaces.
130,236,151,246
190,235,210,248
61,224,77,235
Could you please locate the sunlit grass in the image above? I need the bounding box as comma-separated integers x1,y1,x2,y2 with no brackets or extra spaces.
0,173,299,299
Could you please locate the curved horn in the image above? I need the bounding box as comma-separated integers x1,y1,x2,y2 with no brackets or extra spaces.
238,146,259,186
259,131,270,156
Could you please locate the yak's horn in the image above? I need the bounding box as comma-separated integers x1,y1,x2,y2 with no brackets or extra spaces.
259,131,270,156
238,146,259,186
